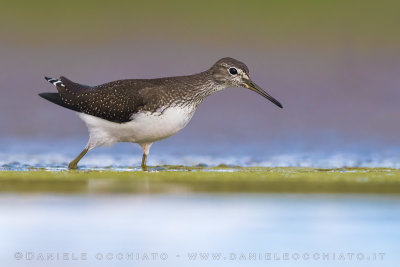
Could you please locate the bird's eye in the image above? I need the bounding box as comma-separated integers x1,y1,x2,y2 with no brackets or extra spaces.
229,67,238,75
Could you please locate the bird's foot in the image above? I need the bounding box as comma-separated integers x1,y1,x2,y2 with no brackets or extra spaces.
141,164,148,171
68,161,79,170
68,148,89,170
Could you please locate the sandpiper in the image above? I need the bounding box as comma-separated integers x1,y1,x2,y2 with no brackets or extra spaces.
39,57,283,170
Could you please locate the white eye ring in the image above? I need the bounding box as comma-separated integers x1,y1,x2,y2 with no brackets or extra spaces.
228,67,238,75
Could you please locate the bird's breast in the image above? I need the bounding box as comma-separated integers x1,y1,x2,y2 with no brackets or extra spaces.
128,105,196,142
79,105,197,146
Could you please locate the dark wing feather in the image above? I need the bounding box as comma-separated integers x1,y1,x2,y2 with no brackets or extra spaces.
54,77,147,123
60,76,91,92
38,93,80,112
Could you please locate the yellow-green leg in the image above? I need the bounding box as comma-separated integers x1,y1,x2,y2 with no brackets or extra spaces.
139,143,152,171
141,153,148,171
68,148,89,170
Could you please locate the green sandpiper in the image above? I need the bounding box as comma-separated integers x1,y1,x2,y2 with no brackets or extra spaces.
39,57,283,170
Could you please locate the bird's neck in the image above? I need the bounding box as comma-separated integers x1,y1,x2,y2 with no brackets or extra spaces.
184,70,227,104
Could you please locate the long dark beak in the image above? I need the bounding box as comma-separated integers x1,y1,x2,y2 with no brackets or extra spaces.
244,79,283,109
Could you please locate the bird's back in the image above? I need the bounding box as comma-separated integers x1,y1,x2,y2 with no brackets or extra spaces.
39,70,214,123
40,76,171,123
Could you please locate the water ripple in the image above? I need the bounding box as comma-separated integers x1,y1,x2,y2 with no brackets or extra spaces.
1,151,400,171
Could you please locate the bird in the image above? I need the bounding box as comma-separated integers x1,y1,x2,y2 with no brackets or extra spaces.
39,57,283,170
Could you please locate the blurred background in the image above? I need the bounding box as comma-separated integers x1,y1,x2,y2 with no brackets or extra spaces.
1,2,400,267
1,0,399,168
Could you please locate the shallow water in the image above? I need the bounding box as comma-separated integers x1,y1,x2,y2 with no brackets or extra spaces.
3,152,400,171
0,193,399,267
1,139,399,266
1,139,400,170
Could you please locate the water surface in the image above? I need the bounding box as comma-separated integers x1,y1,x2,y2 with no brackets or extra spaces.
0,193,398,267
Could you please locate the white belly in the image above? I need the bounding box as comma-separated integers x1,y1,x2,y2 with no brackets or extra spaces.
78,106,196,148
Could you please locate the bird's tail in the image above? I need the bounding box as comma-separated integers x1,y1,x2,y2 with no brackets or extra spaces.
39,76,78,111
44,76,65,87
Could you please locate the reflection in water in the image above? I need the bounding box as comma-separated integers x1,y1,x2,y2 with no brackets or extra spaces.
0,194,399,267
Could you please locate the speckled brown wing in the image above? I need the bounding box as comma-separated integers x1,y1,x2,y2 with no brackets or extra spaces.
56,76,147,123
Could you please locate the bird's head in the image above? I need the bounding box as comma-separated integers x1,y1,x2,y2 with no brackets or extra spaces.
210,57,283,108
